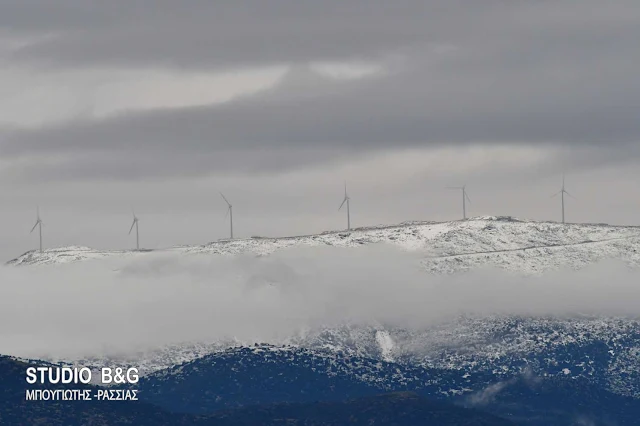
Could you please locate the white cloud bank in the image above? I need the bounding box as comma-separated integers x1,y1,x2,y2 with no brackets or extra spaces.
0,244,638,360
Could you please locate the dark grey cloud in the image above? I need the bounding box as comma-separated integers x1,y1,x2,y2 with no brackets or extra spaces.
2,61,640,181
2,0,638,71
2,0,443,69
1,0,640,182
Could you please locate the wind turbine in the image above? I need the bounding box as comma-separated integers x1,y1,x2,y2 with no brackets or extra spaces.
447,185,471,219
338,182,351,230
30,206,43,253
551,174,574,223
220,193,233,239
128,210,140,250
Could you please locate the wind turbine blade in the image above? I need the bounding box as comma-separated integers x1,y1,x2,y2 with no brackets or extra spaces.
30,222,38,233
224,206,230,220
465,192,471,203
565,190,576,199
220,192,231,206
128,219,136,235
550,190,561,198
446,186,462,189
339,197,347,210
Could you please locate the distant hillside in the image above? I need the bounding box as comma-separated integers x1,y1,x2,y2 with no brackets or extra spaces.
134,345,459,414
8,216,640,274
136,345,640,425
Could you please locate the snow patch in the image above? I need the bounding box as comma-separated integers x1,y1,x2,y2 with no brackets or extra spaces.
375,330,395,362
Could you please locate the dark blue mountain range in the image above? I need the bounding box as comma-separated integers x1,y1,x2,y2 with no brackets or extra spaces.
0,355,516,426
135,345,640,426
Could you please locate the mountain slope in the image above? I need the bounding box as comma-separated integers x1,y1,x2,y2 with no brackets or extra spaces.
288,316,640,398
134,345,452,414
42,316,640,398
134,346,640,425
8,217,640,274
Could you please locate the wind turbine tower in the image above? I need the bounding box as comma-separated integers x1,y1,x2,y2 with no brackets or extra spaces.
30,206,43,253
128,210,140,250
447,185,471,219
339,182,351,230
220,193,233,239
551,174,574,224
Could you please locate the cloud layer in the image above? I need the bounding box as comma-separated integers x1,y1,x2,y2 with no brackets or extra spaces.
1,245,638,361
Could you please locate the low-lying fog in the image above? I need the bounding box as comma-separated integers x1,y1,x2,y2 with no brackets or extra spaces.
1,244,638,360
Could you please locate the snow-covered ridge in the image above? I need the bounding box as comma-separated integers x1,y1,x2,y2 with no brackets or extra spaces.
7,216,640,274
40,316,640,398
6,245,151,266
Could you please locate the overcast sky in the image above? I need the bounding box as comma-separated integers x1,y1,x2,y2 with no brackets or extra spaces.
1,0,640,261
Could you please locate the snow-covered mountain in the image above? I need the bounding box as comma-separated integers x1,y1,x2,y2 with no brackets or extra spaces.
45,315,640,398
7,216,640,274
288,316,640,398
132,344,640,425
5,215,640,422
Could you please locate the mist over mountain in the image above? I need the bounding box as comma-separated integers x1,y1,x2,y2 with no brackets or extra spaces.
2,217,639,424
2,218,640,364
